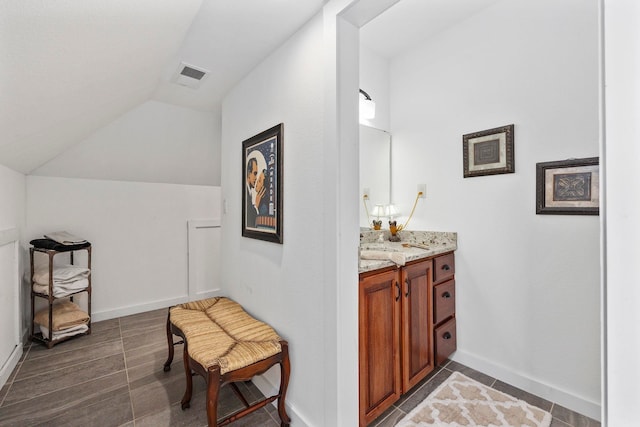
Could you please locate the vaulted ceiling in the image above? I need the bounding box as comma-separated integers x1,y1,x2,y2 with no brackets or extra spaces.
0,0,327,173
0,0,502,175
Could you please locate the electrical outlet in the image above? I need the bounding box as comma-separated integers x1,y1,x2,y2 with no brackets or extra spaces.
417,184,426,198
363,188,370,200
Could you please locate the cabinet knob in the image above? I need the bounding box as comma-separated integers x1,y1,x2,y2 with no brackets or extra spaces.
443,332,452,340
442,291,451,299
442,264,451,271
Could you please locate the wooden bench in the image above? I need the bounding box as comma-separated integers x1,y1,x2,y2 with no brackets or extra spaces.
164,297,291,426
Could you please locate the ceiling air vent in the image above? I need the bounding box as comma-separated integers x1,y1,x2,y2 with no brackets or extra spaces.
173,62,210,89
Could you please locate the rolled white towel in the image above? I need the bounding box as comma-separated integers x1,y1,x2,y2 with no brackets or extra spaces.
33,264,90,285
360,250,406,266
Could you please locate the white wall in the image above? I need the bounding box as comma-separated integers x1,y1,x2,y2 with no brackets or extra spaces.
359,46,392,227
388,0,600,418
360,44,390,131
220,12,334,426
0,165,26,233
603,0,640,424
0,165,26,389
26,176,220,321
32,100,221,186
0,165,27,329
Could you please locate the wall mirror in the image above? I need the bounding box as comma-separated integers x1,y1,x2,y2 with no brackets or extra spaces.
359,125,391,228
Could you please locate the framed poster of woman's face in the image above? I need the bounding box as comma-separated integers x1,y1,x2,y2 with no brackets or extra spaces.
242,123,283,243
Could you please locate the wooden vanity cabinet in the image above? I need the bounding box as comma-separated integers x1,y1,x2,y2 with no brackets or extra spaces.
400,260,434,392
358,268,401,426
358,258,434,426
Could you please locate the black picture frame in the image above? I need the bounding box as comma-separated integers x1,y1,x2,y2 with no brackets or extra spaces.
536,157,599,215
242,124,283,243
463,124,515,178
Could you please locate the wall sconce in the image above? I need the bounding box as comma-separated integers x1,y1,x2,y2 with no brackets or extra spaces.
359,89,376,121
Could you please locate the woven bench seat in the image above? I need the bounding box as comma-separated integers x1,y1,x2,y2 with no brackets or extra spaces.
164,297,290,426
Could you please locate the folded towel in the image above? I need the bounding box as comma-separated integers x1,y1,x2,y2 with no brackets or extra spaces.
44,231,87,246
360,250,406,266
40,324,89,341
33,264,90,285
34,301,90,331
30,238,90,251
32,278,89,298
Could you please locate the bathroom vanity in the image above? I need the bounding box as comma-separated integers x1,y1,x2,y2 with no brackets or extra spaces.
358,231,457,426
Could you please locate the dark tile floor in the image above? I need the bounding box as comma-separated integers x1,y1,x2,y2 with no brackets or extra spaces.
369,360,601,427
0,307,601,427
0,308,281,427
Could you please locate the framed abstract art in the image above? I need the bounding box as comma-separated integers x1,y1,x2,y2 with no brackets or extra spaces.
463,124,515,178
536,157,599,215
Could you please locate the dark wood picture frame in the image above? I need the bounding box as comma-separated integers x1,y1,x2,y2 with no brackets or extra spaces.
463,124,515,178
242,124,283,243
536,157,599,215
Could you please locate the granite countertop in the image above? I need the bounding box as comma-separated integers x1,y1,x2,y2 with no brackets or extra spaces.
359,230,457,274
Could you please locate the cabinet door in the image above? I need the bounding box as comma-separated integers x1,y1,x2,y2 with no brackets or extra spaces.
359,269,401,426
401,259,434,392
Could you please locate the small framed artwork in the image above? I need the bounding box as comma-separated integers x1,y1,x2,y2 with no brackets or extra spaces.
536,157,599,215
242,123,283,243
463,124,515,178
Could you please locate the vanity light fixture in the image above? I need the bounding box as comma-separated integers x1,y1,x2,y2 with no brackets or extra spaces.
359,89,376,121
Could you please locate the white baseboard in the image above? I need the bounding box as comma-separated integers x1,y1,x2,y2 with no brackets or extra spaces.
451,349,602,421
88,289,224,322
0,344,23,390
252,374,311,427
91,295,190,322
91,290,223,322
191,289,223,301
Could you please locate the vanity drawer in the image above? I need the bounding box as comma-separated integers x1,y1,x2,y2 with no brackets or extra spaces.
434,317,456,366
433,280,455,325
433,253,455,284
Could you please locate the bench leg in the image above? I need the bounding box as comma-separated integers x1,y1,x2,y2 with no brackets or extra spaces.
206,368,221,427
181,345,193,410
163,310,173,372
278,342,292,426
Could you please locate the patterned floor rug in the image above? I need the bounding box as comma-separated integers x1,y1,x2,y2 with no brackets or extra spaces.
396,372,552,427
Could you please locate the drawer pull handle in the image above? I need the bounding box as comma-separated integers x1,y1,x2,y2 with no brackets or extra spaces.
405,278,410,297
395,282,400,302
442,291,451,299
443,332,452,340
442,264,451,271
